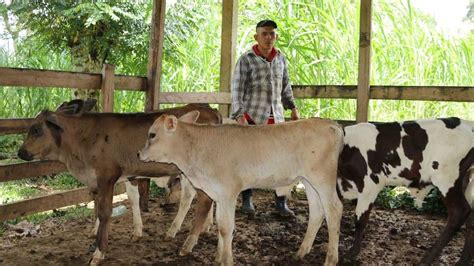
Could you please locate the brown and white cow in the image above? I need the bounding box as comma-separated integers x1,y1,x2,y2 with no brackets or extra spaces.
17,99,220,265
338,118,473,264
138,111,344,265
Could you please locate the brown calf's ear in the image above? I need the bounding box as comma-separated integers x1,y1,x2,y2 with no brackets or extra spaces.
178,110,200,123
55,99,96,116
45,114,63,132
164,116,178,132
83,99,97,112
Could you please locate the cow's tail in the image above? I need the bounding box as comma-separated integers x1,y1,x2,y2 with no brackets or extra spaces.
330,123,345,154
467,170,473,208
463,148,474,209
462,119,474,207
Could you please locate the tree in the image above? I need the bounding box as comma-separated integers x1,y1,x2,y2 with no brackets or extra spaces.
8,0,149,100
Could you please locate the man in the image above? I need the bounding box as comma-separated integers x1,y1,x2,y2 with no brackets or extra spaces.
231,19,299,217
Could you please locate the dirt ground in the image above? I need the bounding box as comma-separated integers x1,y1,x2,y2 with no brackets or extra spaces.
0,190,466,265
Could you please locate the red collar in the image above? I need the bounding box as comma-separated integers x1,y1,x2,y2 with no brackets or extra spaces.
252,44,278,62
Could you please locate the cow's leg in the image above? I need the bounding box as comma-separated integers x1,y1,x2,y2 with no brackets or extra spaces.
204,200,214,232
420,189,471,264
348,188,379,258
125,181,143,240
317,182,343,266
457,210,473,265
165,175,181,205
296,179,324,259
90,181,115,265
138,179,150,212
90,195,99,238
166,176,196,239
180,190,213,255
215,198,236,265
348,203,373,257
92,218,100,237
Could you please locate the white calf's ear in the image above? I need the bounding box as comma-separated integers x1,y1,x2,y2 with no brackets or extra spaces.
179,110,200,123
164,116,178,132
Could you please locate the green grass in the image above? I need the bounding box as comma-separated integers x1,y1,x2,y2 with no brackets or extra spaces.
0,205,94,237
0,173,82,205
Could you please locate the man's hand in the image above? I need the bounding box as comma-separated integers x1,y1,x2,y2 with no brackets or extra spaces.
236,116,248,125
291,108,299,120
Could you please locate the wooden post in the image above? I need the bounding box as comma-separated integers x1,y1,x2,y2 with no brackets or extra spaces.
356,0,372,123
146,0,166,112
101,64,115,112
218,0,238,118
141,0,166,211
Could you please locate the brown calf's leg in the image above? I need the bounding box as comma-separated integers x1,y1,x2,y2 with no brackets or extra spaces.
138,179,150,212
90,181,115,265
180,190,213,256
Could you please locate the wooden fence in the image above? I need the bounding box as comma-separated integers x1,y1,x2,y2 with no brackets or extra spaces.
1,66,473,222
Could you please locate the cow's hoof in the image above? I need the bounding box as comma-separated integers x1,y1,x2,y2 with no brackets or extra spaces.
179,235,198,256
295,246,310,260
89,249,105,265
164,229,177,241
131,235,142,242
89,257,102,266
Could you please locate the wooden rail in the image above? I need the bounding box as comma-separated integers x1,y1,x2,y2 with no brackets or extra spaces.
1,67,473,103
0,161,66,182
0,183,126,222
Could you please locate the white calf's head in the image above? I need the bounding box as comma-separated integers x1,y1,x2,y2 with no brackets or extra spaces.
138,110,200,164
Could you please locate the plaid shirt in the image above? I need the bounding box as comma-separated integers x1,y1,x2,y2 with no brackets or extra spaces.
230,48,296,124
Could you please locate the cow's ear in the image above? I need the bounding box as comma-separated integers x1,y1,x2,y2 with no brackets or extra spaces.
56,99,84,115
56,99,96,115
164,116,178,132
179,110,200,123
83,99,97,112
45,114,63,133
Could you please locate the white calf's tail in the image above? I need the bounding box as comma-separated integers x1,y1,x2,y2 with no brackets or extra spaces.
467,168,474,208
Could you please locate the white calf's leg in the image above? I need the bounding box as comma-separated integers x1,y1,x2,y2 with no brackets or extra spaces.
215,199,236,265
316,183,343,266
92,218,100,237
274,185,293,197
125,181,143,239
296,179,325,259
166,176,196,239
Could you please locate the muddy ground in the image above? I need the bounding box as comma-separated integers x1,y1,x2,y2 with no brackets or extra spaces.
0,190,466,265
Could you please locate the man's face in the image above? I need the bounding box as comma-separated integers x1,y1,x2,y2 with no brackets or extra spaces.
254,26,277,50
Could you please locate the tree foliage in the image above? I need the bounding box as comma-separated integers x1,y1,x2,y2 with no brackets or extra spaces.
8,0,149,72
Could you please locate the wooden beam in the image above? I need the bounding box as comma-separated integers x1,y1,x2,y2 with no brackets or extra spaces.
159,92,232,104
0,67,146,91
115,75,147,91
0,118,33,135
101,64,115,112
0,161,67,182
218,0,238,117
292,85,357,99
146,0,166,112
291,85,474,102
370,86,474,101
0,183,126,222
0,67,101,90
356,0,372,123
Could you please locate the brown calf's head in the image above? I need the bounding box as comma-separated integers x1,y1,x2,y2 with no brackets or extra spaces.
138,110,200,164
17,99,96,161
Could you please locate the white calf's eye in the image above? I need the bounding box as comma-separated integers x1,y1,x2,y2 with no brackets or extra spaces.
149,133,156,139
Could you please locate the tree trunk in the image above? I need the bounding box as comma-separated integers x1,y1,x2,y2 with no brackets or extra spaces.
70,45,102,110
